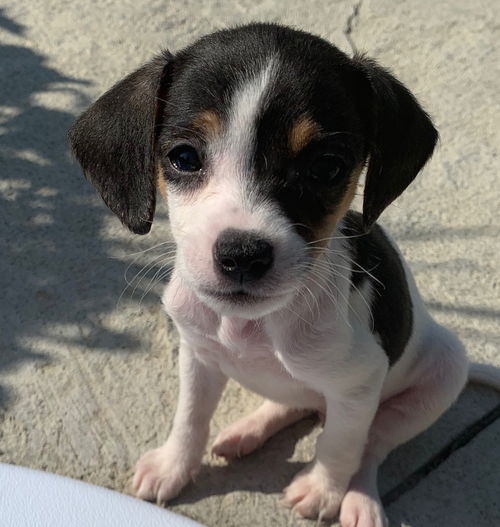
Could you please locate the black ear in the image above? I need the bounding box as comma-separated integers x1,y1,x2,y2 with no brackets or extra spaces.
69,52,172,234
355,57,438,230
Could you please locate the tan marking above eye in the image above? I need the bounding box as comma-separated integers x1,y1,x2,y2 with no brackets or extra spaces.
157,163,167,199
289,116,321,155
192,110,221,139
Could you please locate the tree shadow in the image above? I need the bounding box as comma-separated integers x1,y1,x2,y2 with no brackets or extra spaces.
427,301,500,323
395,224,499,244
383,218,500,345
0,9,170,410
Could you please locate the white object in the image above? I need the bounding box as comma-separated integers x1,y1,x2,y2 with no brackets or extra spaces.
0,463,205,527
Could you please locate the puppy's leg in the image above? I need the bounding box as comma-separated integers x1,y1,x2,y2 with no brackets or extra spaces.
133,340,226,504
281,332,387,519
212,400,312,460
282,388,382,520
340,324,468,527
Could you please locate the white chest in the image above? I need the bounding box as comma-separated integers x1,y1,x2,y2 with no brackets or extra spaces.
162,280,324,409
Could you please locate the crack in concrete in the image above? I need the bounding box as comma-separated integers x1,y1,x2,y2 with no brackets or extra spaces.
344,0,362,55
382,402,500,507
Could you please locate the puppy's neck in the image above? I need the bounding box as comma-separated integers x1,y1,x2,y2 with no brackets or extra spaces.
216,316,265,351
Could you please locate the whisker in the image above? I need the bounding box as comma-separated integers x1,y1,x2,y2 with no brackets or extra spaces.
284,305,314,329
293,282,317,317
139,255,177,302
310,254,375,328
120,240,176,258
118,249,177,306
301,268,352,329
121,241,176,292
139,260,175,304
125,249,176,288
311,246,384,287
288,222,313,233
130,252,176,296
305,232,366,246
304,253,371,328
301,283,320,315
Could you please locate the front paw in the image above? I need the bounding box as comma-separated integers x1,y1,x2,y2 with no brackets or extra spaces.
339,488,388,527
132,446,199,505
282,463,346,520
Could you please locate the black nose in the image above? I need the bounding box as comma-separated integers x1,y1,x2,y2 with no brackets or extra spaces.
213,229,274,283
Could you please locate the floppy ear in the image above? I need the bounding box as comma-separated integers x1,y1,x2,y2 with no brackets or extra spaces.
355,57,438,230
69,51,172,234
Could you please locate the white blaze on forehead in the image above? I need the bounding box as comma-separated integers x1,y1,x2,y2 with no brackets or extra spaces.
224,57,278,170
168,57,288,289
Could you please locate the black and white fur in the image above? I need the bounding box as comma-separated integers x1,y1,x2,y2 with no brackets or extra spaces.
70,23,500,527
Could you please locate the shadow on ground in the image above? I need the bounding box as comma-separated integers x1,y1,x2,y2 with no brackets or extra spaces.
0,9,169,410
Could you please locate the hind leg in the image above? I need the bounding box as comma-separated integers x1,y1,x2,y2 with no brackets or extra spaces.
212,400,312,460
340,325,468,527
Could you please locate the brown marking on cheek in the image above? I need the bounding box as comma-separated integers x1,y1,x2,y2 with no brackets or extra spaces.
157,164,168,199
192,110,221,140
289,116,321,155
311,167,363,250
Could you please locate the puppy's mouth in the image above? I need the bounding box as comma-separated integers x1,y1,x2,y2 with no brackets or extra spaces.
200,287,270,305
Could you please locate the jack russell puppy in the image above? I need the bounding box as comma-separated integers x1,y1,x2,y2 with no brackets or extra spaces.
69,23,500,527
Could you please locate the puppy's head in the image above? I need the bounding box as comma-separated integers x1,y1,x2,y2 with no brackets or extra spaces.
70,24,437,318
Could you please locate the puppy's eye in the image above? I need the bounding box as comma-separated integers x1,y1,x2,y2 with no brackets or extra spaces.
168,145,202,172
309,154,346,182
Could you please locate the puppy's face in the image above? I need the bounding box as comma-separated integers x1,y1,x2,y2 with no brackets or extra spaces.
161,37,367,317
70,24,438,318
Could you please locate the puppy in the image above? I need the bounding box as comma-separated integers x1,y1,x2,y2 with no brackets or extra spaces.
70,23,500,527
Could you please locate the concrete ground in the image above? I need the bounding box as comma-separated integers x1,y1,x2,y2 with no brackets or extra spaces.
1,0,499,525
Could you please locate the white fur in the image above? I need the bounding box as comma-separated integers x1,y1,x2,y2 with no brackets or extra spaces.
225,58,277,176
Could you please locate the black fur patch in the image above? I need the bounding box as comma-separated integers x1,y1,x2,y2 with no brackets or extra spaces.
342,211,413,366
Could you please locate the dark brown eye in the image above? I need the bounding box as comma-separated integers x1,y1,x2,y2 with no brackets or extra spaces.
168,145,202,172
309,154,346,182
